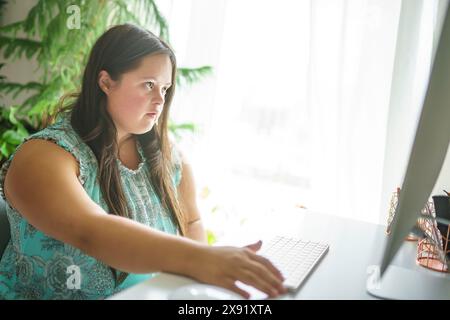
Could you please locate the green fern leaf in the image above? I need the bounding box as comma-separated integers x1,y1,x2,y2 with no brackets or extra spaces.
0,21,24,37
176,66,213,87
2,129,23,145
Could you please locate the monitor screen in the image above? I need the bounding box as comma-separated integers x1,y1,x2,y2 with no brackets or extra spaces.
379,2,450,276
366,1,450,300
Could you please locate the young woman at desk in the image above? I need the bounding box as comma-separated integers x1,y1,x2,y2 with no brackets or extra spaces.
0,24,285,300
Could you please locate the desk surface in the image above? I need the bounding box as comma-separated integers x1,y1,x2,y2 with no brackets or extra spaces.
109,210,443,300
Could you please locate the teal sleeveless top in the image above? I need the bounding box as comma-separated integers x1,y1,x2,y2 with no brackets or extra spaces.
0,113,182,299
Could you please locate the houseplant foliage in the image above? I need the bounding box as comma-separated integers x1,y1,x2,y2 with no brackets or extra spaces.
0,0,212,164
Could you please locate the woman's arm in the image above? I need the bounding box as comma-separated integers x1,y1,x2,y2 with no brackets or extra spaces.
177,154,208,243
4,139,285,298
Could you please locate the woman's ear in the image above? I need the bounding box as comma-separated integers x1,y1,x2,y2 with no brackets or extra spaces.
98,70,113,94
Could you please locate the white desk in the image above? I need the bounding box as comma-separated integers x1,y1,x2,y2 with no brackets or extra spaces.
109,210,445,300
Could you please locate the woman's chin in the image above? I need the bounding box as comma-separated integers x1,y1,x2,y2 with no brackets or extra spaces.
135,124,156,135
139,117,157,131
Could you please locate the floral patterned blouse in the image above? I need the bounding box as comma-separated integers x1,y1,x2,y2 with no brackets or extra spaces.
0,112,182,299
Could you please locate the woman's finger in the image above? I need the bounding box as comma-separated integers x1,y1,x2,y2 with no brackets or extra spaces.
243,240,262,252
222,279,250,299
250,260,285,292
239,269,280,298
250,253,285,282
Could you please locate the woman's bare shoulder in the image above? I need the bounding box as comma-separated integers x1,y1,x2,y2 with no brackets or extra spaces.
3,138,80,205
9,138,80,176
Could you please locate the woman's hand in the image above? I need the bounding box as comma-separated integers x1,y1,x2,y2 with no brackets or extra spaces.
188,240,287,299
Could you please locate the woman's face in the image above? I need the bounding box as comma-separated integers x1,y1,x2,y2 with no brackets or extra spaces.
101,53,173,143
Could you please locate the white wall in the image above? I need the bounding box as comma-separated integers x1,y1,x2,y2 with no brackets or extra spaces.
1,0,40,108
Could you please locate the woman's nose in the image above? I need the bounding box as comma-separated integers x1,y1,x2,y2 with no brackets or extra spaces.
152,89,165,103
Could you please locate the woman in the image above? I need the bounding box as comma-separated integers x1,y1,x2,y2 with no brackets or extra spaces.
0,24,285,299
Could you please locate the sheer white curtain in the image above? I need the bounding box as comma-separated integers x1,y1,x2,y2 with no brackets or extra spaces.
156,0,442,236
307,0,401,224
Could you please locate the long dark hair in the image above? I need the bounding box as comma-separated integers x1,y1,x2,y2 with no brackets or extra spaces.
54,24,186,286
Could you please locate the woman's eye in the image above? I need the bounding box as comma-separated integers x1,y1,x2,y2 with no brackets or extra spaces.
145,81,154,90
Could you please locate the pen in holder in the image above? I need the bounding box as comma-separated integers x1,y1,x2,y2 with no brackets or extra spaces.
431,195,450,258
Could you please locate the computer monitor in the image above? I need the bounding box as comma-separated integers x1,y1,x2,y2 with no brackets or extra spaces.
366,2,450,299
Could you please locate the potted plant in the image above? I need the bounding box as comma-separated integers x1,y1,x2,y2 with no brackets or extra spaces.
0,0,212,165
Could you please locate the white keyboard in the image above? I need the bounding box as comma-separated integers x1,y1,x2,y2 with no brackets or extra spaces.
260,236,329,292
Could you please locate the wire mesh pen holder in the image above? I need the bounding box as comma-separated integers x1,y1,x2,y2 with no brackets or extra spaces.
416,201,449,273
417,234,449,273
386,188,421,241
386,188,399,236
386,188,449,273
